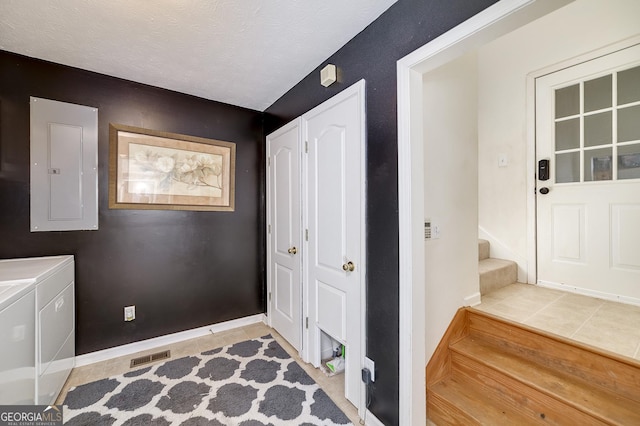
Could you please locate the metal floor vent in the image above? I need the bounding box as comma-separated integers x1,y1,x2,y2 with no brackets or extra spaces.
130,350,171,368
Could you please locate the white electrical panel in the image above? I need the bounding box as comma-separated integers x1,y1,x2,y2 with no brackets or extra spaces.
30,97,98,232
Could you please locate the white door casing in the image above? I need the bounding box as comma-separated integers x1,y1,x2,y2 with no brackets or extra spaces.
304,80,366,411
397,1,576,424
267,119,302,351
536,43,640,302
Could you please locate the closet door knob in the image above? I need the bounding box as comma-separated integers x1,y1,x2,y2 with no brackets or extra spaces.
342,261,355,272
288,247,297,255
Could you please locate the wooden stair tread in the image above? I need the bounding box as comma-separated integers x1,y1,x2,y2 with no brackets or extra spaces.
429,375,540,425
467,308,640,401
451,335,640,425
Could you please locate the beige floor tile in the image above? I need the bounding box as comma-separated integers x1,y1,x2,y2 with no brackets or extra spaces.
477,296,550,322
571,321,640,358
523,305,588,338
597,300,640,322
552,292,605,311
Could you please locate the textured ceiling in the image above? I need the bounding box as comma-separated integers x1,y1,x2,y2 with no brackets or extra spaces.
0,0,397,111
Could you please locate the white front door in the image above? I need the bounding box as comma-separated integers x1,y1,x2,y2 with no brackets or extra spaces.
267,119,302,351
536,43,640,301
304,80,366,410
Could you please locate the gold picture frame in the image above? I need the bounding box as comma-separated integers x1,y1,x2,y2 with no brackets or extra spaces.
109,124,235,211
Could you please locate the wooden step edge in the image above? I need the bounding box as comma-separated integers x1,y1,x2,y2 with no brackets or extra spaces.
426,307,469,386
450,337,640,425
466,307,640,369
452,346,640,425
466,307,640,399
428,376,540,426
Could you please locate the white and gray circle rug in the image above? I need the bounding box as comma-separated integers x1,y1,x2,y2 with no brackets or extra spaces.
63,334,353,425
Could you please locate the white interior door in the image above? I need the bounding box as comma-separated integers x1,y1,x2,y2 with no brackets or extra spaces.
304,80,366,410
536,43,640,302
267,119,302,351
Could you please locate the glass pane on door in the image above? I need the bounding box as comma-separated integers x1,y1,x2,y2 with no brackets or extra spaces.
618,65,640,105
584,147,612,182
555,118,580,150
618,105,640,143
555,84,579,118
584,112,612,147
556,152,580,183
618,144,640,180
584,75,612,112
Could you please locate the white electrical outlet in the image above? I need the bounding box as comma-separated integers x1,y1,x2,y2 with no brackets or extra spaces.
124,305,135,321
364,357,375,382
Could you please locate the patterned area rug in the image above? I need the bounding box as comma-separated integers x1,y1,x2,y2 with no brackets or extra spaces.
63,334,353,425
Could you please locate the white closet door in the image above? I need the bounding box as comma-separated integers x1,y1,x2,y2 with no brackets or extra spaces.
304,80,366,410
267,119,302,351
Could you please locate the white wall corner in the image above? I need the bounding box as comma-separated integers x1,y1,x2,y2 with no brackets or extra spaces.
464,292,482,307
478,226,528,282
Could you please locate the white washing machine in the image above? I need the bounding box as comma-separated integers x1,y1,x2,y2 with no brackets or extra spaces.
0,255,75,405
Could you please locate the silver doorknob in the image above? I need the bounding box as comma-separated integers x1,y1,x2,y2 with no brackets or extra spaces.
288,247,297,255
342,261,355,272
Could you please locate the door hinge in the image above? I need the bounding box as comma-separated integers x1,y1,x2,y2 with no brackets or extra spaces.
305,317,309,329
305,141,308,153
269,292,272,302
305,229,309,241
268,224,271,234
267,157,270,166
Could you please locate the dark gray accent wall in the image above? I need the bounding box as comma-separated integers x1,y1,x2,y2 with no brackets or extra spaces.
0,51,265,355
265,1,498,424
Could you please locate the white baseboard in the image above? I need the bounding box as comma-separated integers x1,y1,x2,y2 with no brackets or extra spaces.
464,292,482,307
364,410,385,426
537,280,640,307
75,314,265,367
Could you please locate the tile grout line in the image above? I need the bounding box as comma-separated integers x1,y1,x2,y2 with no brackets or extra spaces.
569,299,605,339
521,292,568,324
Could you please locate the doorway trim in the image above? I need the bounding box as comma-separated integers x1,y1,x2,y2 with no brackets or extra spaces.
396,0,573,424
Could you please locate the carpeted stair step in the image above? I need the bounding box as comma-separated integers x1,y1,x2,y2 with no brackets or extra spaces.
479,257,517,295
478,239,490,261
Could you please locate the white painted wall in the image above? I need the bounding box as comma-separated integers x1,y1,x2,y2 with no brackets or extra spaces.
423,52,479,360
478,0,640,282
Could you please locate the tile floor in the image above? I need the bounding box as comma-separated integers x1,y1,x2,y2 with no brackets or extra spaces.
475,283,640,361
56,322,361,425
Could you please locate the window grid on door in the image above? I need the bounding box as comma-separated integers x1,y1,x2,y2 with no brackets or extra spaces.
553,64,640,184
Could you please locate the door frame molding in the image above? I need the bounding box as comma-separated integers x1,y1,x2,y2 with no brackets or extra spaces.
396,1,572,424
